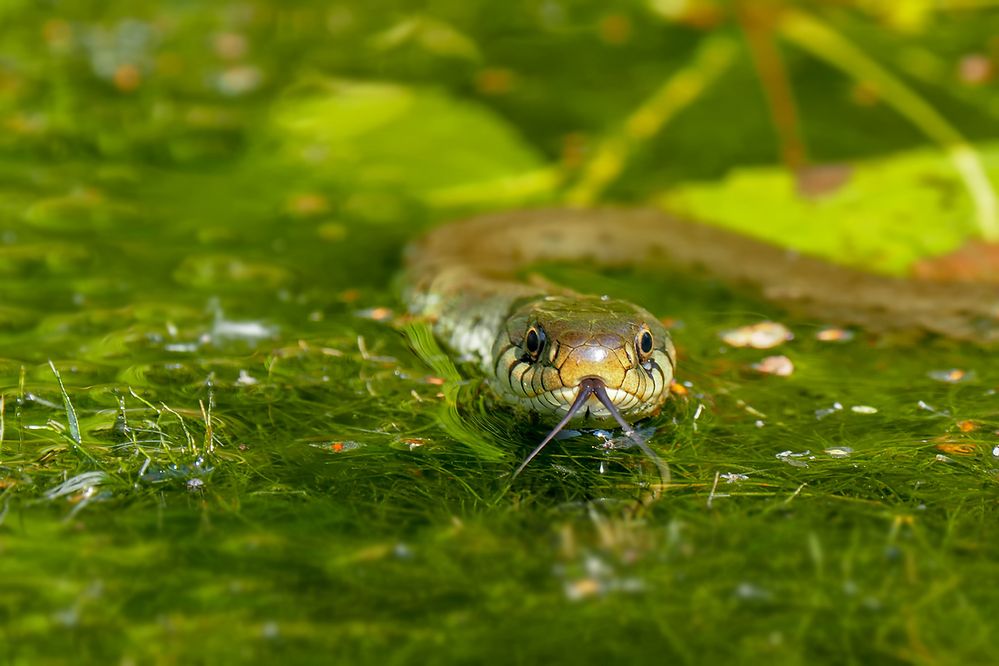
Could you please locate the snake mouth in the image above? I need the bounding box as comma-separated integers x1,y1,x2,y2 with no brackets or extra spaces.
513,377,641,477
544,384,647,418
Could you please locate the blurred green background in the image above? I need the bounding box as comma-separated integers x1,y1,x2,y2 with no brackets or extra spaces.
2,1,999,664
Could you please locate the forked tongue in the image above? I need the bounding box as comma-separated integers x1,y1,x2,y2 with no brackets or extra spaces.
512,377,670,484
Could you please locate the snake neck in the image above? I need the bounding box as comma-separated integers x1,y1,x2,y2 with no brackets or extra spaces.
404,267,546,371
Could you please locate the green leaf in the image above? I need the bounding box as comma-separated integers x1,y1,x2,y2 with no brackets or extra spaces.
661,143,999,275
269,80,556,207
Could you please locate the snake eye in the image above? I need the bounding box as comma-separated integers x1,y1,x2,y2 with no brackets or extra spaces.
637,328,654,360
524,325,545,360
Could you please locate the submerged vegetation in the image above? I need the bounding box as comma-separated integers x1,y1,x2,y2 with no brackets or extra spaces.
1,1,999,663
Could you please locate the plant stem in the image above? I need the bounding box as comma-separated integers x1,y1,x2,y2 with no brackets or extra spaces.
565,35,737,206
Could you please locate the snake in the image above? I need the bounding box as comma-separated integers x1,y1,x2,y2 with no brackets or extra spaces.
403,208,999,473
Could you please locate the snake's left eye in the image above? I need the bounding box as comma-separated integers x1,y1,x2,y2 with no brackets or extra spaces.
525,325,545,361
637,328,654,361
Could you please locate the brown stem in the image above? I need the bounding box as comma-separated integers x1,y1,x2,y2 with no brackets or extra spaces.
738,3,808,171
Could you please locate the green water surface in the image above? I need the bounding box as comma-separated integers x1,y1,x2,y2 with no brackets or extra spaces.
2,3,999,665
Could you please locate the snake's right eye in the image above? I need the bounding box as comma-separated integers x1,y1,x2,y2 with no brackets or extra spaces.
524,325,545,360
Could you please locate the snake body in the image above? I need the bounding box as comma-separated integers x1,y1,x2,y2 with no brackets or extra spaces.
404,208,999,429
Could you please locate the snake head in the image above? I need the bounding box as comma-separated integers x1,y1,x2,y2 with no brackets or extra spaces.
493,294,676,425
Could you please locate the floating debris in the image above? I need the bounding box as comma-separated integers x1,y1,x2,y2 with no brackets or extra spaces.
850,405,877,414
323,440,362,453
824,446,853,458
721,472,749,483
211,315,277,342
917,400,951,416
934,442,976,456
956,420,977,433
815,327,854,342
561,555,644,601
400,437,428,450
355,307,394,322
595,425,656,450
357,335,397,363
734,582,773,601
720,321,793,349
958,53,993,86
213,32,249,60
45,471,108,501
286,192,330,217
776,450,813,468
738,402,765,419
751,354,794,376
815,402,843,420
927,368,975,383
215,65,262,96
236,370,258,386
564,577,601,601
992,444,999,458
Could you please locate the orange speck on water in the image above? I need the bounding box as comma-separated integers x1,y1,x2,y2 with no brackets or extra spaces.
670,382,688,396
958,54,993,86
934,442,977,456
425,376,445,386
365,307,393,322
566,577,601,600
113,64,142,92
287,192,330,217
816,327,854,342
957,420,977,433
475,68,515,96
